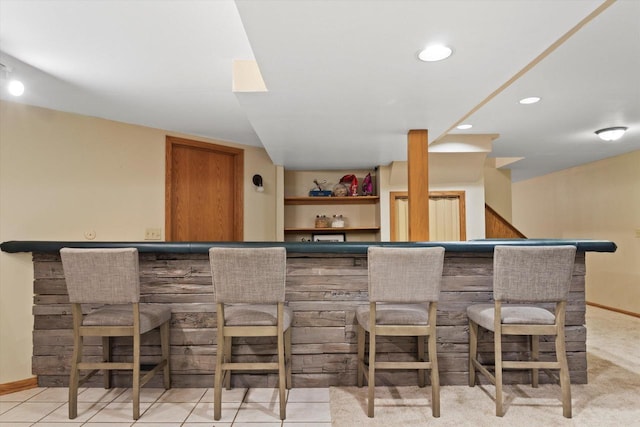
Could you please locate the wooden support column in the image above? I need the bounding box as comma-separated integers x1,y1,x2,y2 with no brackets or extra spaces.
407,129,429,241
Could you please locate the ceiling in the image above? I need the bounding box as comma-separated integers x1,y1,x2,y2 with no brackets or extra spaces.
1,0,638,182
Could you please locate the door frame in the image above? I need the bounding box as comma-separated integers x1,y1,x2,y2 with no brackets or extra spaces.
390,191,466,241
165,136,244,241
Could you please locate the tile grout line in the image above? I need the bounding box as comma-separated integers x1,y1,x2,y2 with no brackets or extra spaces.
177,387,207,426
29,387,67,425
83,386,127,425
230,387,249,426
132,386,165,425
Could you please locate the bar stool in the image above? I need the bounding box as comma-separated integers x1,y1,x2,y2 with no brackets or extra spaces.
209,247,292,420
467,245,576,417
356,246,445,418
60,247,171,420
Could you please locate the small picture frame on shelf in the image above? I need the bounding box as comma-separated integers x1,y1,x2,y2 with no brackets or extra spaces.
312,233,346,242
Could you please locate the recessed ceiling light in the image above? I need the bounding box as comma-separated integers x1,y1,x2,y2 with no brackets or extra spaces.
595,126,628,142
456,124,472,130
418,45,453,62
519,96,540,105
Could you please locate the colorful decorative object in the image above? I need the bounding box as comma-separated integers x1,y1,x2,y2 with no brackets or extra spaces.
362,173,373,195
339,174,358,196
310,179,332,196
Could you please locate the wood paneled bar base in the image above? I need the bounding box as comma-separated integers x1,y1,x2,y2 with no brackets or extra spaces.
0,239,616,388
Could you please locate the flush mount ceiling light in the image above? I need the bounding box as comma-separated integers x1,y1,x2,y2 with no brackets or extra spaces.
519,96,540,105
418,44,453,62
456,124,473,130
595,126,628,142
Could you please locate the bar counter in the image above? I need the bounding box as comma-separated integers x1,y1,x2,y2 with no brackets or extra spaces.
1,239,617,388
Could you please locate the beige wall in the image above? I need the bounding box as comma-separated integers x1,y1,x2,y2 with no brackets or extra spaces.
512,150,640,315
0,101,277,383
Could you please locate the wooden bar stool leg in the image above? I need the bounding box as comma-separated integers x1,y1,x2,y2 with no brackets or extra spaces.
557,334,572,418
277,305,287,420
367,329,376,418
531,335,539,388
285,327,292,389
468,320,478,387
69,339,81,419
557,303,572,418
494,329,504,417
429,332,440,417
418,336,426,387
356,325,365,387
69,304,82,420
224,337,232,390
102,337,111,389
277,303,286,420
132,332,141,420
429,304,440,418
214,307,225,421
161,321,171,389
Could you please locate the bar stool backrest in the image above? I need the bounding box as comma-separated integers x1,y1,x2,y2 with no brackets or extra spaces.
209,247,286,304
368,246,445,303
493,245,576,302
60,247,140,304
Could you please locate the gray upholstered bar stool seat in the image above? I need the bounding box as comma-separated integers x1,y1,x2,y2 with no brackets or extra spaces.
60,248,171,420
356,246,445,418
467,245,576,418
209,247,292,421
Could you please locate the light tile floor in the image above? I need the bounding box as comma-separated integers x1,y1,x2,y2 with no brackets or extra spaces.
1,306,639,426
0,386,331,426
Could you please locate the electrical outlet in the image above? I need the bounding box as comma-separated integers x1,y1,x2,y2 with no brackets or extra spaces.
144,228,162,240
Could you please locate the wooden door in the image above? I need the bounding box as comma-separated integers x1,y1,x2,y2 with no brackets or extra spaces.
165,136,243,241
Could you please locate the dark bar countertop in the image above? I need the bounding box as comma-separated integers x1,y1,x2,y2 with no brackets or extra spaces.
0,239,618,254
